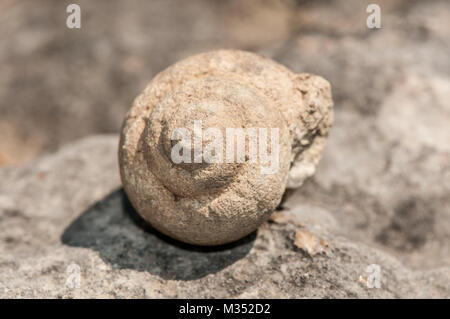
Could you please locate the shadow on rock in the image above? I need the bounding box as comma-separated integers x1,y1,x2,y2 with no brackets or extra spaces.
61,189,256,281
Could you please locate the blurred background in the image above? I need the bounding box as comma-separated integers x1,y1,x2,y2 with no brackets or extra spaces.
1,0,448,165
0,0,449,271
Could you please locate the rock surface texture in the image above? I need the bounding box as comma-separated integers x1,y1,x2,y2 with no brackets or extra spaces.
119,50,333,245
0,0,449,298
0,136,448,298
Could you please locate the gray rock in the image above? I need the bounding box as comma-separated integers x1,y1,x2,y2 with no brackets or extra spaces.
0,136,448,298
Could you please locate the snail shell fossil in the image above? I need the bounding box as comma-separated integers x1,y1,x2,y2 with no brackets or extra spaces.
119,50,333,245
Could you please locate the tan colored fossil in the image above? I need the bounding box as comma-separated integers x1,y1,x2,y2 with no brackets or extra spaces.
119,50,333,245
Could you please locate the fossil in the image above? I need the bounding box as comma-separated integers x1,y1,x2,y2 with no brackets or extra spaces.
119,50,333,245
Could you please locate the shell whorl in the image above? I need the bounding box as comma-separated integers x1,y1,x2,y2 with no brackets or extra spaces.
119,50,333,245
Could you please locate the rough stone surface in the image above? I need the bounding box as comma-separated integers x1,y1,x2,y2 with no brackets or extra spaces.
119,50,332,245
0,136,448,298
1,0,449,298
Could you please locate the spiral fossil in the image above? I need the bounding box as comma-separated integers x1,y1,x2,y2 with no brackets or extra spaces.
119,50,333,245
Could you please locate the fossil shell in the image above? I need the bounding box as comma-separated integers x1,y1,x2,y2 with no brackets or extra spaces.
119,50,333,245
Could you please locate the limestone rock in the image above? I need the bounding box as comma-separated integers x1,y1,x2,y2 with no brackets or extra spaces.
0,136,448,298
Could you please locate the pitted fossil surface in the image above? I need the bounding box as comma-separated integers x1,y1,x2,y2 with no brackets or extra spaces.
119,50,333,245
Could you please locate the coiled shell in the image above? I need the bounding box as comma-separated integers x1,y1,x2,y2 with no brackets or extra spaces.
119,50,333,245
